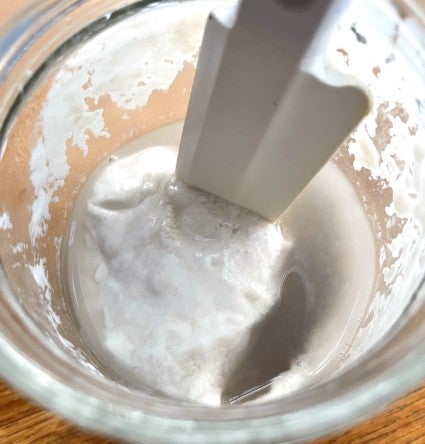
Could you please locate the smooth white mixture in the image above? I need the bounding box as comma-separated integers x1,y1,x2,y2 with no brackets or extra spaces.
67,124,286,405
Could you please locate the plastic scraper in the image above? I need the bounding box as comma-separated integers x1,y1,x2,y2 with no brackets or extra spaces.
176,0,370,221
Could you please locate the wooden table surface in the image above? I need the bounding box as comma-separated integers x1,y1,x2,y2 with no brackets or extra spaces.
1,378,424,443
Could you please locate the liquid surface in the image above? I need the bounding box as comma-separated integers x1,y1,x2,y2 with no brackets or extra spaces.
63,121,375,406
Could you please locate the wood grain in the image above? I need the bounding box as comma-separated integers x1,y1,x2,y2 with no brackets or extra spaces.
1,378,424,443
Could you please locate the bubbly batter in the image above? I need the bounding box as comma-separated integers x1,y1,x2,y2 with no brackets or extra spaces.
63,121,375,406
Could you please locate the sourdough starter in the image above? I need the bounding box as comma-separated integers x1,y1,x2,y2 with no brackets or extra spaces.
63,121,375,406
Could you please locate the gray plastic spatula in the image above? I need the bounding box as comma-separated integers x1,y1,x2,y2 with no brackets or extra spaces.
176,0,370,221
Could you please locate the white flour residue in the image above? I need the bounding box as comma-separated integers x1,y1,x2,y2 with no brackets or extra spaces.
0,210,12,230
28,259,55,312
28,0,222,243
66,1,220,110
327,0,425,352
12,243,27,254
27,258,103,376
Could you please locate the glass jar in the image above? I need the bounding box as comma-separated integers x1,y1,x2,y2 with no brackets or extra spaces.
0,0,424,442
